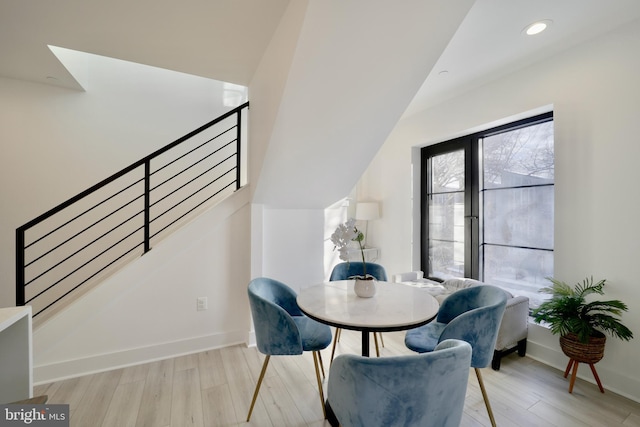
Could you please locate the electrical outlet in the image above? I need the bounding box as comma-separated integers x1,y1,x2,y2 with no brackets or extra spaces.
197,297,208,311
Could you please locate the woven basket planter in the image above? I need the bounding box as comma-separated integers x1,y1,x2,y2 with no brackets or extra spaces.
560,332,606,364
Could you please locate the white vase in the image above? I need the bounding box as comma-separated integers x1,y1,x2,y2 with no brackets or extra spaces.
354,277,377,298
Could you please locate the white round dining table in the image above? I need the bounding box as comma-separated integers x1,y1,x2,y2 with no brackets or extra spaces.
297,280,439,357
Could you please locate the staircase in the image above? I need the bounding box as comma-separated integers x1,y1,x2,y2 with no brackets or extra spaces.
16,102,249,323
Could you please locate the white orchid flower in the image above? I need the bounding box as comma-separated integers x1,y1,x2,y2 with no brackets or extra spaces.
331,218,368,273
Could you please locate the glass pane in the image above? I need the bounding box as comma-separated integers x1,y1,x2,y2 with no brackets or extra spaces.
483,121,554,189
429,240,464,279
428,148,465,279
483,186,554,249
431,150,465,193
482,245,553,308
428,192,465,241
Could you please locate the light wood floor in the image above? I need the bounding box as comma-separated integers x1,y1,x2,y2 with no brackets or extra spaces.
35,330,640,427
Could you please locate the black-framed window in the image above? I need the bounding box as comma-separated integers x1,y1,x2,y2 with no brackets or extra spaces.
421,112,553,305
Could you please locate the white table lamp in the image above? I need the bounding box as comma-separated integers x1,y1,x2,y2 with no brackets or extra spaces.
355,202,380,247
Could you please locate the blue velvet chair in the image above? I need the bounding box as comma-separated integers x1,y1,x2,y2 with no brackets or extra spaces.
329,261,388,282
329,262,388,360
328,339,472,427
247,277,333,421
405,285,507,427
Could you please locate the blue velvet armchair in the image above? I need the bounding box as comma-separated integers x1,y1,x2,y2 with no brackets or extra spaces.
247,277,333,421
405,285,507,427
329,261,388,282
328,339,472,427
329,262,388,360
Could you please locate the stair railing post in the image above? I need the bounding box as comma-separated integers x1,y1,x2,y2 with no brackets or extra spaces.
236,108,242,190
144,160,151,253
15,228,25,306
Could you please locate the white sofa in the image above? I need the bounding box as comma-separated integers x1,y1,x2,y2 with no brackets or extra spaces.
393,272,529,370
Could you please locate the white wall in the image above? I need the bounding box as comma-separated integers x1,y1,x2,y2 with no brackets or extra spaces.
253,0,473,209
359,20,640,400
246,0,308,205
260,207,327,291
33,189,252,383
0,50,253,383
0,54,244,308
251,201,354,294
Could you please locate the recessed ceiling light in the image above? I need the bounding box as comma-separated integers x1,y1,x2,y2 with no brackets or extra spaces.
523,20,552,36
438,70,449,77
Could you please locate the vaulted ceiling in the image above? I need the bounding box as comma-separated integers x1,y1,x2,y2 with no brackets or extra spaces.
2,0,639,115
3,0,640,208
0,0,290,90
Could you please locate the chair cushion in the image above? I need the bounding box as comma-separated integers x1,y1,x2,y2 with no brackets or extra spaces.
404,322,446,353
293,315,332,351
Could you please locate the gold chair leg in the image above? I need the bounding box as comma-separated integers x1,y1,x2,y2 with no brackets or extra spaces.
247,355,270,422
475,368,497,427
378,332,385,347
313,351,327,419
373,332,380,357
330,328,341,365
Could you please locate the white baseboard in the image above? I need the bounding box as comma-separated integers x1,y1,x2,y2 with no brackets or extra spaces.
34,330,248,385
247,330,256,348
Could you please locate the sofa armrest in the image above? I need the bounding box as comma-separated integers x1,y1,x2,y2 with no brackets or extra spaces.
393,271,424,282
494,295,529,351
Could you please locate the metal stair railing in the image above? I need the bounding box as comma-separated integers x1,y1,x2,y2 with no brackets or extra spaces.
16,102,248,318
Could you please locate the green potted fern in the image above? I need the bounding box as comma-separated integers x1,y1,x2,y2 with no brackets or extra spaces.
532,276,633,378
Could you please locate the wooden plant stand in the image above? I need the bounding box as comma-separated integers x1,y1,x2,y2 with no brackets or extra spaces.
560,332,606,394
563,359,604,393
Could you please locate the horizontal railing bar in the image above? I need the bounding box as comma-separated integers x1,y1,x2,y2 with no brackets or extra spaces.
19,165,145,233
25,209,144,287
150,178,236,240
150,139,235,193
25,193,145,268
25,176,145,249
151,125,235,177
150,154,236,209
143,102,247,173
30,242,144,318
150,167,236,226
26,225,145,303
18,102,248,233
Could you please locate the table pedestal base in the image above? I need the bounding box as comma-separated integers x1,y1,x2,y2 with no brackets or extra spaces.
361,331,370,357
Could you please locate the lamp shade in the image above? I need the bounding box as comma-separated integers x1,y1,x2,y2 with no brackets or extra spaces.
355,202,380,221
